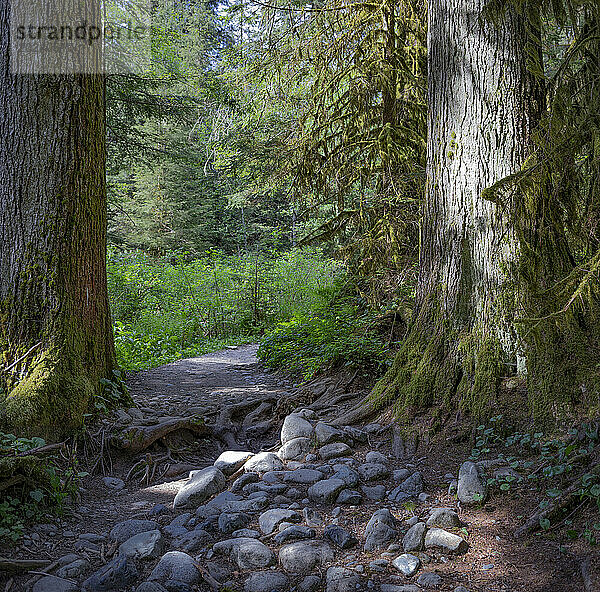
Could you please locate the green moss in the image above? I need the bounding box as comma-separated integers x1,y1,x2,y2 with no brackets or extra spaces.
370,313,507,424
1,349,95,440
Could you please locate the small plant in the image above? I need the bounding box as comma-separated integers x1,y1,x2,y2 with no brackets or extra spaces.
0,432,86,542
96,369,133,413
468,418,600,544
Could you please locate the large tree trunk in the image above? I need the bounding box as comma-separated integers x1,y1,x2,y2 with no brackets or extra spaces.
0,0,115,438
372,0,542,418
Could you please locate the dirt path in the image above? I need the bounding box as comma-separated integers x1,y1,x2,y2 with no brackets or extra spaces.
2,345,598,592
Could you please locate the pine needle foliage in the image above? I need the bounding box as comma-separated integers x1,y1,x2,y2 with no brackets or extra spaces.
236,0,427,303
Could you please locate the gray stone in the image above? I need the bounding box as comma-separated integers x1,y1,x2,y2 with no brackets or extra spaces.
299,575,321,592
453,587,469,592
308,478,346,504
319,443,352,461
232,528,260,538
213,537,275,569
282,469,324,484
244,571,289,592
388,487,412,503
109,520,159,544
243,452,284,473
231,472,260,493
392,554,420,577
56,559,90,579
358,463,390,482
119,530,164,560
172,529,211,553
365,451,388,464
399,472,424,495
457,461,487,504
278,437,312,461
279,541,334,574
57,553,81,566
148,552,201,585
82,555,138,591
424,528,468,554
281,414,314,444
364,509,398,552
262,470,284,483
315,423,347,445
163,525,188,538
325,567,360,592
214,451,253,476
362,485,386,500
323,524,357,549
303,507,324,527
274,525,316,544
258,508,302,534
173,467,226,509
136,584,168,592
331,466,359,487
337,489,362,505
103,477,125,491
33,577,79,592
393,469,411,482
218,512,251,534
369,559,389,572
402,522,426,552
417,572,442,588
169,514,191,528
426,508,461,529
380,586,420,592
244,482,287,496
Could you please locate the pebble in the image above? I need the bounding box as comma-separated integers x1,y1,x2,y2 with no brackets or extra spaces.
417,572,442,588
364,509,399,551
103,476,125,490
392,554,420,577
243,571,289,592
148,551,201,585
319,443,353,461
278,541,334,574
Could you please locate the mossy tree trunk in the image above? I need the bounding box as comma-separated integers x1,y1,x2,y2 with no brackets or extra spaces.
372,0,542,419
0,0,115,438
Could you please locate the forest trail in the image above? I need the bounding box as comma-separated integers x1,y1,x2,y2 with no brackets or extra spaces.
3,346,598,592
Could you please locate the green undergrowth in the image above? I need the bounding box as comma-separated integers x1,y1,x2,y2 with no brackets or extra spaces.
0,433,86,542
108,247,343,371
470,415,600,544
257,287,389,380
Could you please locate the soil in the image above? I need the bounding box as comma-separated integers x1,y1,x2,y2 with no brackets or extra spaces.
1,344,598,592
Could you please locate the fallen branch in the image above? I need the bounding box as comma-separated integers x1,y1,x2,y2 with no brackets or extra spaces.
514,461,600,539
12,443,65,458
0,558,51,572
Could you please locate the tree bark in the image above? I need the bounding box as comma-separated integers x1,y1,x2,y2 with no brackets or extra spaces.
0,0,115,438
372,0,542,416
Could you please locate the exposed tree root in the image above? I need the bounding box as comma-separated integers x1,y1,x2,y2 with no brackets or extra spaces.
113,417,211,453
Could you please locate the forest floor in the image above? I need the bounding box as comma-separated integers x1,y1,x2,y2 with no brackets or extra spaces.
1,344,599,592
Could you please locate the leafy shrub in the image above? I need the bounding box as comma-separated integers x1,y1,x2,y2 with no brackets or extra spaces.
258,290,388,380
0,434,87,541
108,247,343,371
